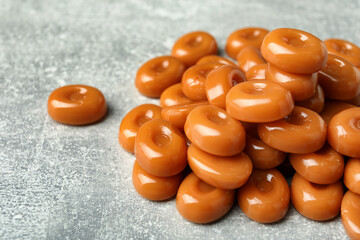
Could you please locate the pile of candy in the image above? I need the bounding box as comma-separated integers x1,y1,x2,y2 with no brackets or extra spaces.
48,27,360,240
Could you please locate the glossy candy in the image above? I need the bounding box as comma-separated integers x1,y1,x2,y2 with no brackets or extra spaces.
135,56,186,98
196,55,237,66
327,107,360,158
261,28,327,74
291,173,343,221
119,104,162,153
226,80,294,123
132,161,183,201
188,144,253,189
245,63,267,81
176,173,235,223
184,105,246,156
237,168,290,223
48,85,107,125
258,106,326,154
341,191,360,240
295,85,325,113
205,65,246,109
160,83,193,108
172,31,218,67
324,38,360,67
135,119,187,177
344,158,360,195
320,101,356,124
236,46,266,73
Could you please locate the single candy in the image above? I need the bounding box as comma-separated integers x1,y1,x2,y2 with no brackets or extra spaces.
343,158,360,195
341,191,360,240
245,63,267,81
160,83,193,108
196,55,237,66
324,38,360,67
236,46,266,73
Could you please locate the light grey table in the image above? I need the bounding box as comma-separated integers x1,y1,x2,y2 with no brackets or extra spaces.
1,0,359,239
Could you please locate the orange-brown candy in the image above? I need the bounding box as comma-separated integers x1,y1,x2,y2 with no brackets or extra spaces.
320,100,356,124
182,63,223,101
318,54,360,100
171,31,218,67
324,38,360,67
295,85,325,113
258,106,326,154
344,158,360,195
48,85,107,125
345,93,360,107
184,105,246,156
327,107,360,158
159,83,193,108
266,63,318,101
176,173,235,223
196,55,237,66
289,144,344,184
119,104,162,153
205,65,246,109
237,168,290,223
236,46,266,73
245,131,286,169
135,56,186,98
245,63,267,81
132,161,183,201
161,101,208,130
225,27,269,59
188,144,252,190
291,173,343,221
135,119,187,177
341,191,360,240
261,28,327,74
226,80,294,123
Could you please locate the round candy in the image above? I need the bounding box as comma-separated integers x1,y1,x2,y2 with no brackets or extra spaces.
176,173,235,223
135,119,187,177
261,28,327,74
132,161,183,201
318,54,360,100
245,63,267,81
188,143,252,189
291,173,343,221
226,80,294,123
324,38,360,67
343,158,360,195
184,105,246,156
196,55,237,66
258,106,326,154
237,168,290,223
320,100,356,124
182,63,223,101
48,85,107,125
205,65,246,109
289,144,344,184
295,85,325,113
119,104,162,153
266,63,318,101
236,46,266,73
327,107,360,158
225,27,269,59
341,191,360,240
172,31,218,67
160,83,193,108
135,56,186,98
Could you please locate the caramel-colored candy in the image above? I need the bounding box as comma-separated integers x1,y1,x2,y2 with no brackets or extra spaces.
324,38,360,67
132,161,183,201
344,158,360,195
327,107,360,158
345,93,360,107
172,31,218,67
258,106,326,154
291,173,343,221
160,83,193,108
237,168,290,223
261,28,327,74
48,85,107,125
289,144,344,184
295,85,325,113
176,173,235,223
188,144,252,189
245,63,267,81
135,56,186,98
135,119,187,177
206,65,246,109
184,105,246,156
226,27,269,59
318,54,360,100
341,191,360,240
226,80,294,123
182,63,223,101
320,100,356,124
196,55,237,66
236,46,266,73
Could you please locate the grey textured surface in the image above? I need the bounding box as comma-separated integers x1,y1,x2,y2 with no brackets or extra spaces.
1,0,359,239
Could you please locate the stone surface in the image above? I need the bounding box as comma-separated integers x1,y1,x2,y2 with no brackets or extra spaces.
1,0,359,239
